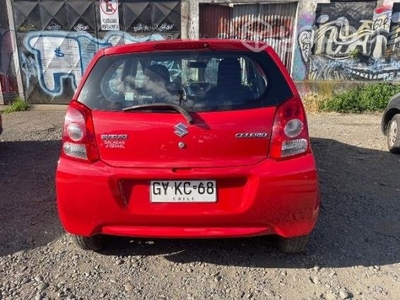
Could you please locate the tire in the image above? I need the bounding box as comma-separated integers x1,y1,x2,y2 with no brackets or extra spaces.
276,235,310,254
387,114,400,154
71,234,104,251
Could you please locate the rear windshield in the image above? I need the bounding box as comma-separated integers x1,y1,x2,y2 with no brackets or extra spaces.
78,50,293,112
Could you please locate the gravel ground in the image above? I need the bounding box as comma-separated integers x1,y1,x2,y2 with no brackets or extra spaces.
0,107,399,300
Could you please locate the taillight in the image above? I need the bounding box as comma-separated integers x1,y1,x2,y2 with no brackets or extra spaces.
269,96,310,159
61,100,99,163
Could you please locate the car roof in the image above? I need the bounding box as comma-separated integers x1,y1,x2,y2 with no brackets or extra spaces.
102,39,272,56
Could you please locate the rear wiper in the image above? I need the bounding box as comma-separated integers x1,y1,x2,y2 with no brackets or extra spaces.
122,103,194,125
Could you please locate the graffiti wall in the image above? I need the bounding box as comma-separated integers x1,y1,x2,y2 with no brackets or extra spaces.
13,0,181,104
13,0,400,99
0,0,18,103
297,1,400,82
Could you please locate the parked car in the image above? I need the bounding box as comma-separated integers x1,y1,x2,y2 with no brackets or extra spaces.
382,94,400,153
56,39,320,253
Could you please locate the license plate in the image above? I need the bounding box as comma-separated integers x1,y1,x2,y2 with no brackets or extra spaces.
150,180,217,203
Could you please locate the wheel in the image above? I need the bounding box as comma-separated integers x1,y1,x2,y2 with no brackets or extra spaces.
387,114,400,154
276,235,310,254
71,234,104,251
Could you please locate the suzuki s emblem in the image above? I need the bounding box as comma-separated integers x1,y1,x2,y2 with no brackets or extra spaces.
174,123,188,137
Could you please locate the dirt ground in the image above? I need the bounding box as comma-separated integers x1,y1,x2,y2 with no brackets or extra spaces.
0,108,399,300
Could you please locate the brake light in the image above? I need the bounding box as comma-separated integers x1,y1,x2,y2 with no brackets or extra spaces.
61,100,99,163
154,42,210,50
269,96,310,159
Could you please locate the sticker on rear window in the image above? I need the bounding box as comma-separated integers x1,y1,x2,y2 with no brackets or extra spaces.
125,92,134,101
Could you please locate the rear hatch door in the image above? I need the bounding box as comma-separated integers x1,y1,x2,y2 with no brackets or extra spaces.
93,107,276,168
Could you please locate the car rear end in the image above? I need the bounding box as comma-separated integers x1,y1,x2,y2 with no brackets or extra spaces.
56,39,320,253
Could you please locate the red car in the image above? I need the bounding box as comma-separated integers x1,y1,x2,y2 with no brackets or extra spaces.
56,39,320,253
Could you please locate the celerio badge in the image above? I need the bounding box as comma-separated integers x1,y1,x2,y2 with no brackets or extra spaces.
235,132,268,138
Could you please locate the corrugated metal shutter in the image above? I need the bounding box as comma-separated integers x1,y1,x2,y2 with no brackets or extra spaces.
200,3,298,72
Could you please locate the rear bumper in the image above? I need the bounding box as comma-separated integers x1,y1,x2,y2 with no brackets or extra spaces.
56,154,320,239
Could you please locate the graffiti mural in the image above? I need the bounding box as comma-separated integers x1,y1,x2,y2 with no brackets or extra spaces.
298,1,400,81
23,32,167,97
19,32,168,102
12,0,180,103
20,53,37,89
25,32,109,97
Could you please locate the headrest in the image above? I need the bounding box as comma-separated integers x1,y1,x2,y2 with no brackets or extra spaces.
145,64,170,84
217,58,242,86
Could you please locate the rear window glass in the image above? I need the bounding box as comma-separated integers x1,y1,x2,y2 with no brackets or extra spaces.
78,50,292,112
